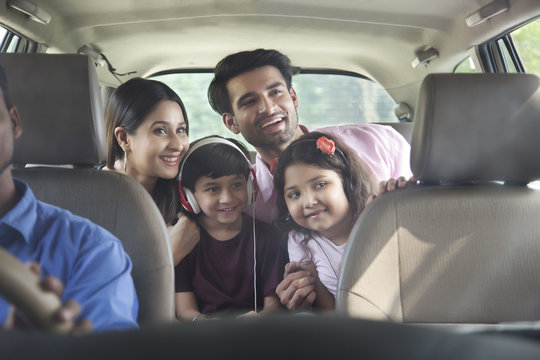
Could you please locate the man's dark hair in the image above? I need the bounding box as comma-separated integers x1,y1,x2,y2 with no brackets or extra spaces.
208,49,295,115
0,63,12,109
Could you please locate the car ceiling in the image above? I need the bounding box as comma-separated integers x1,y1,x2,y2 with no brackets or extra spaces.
1,0,539,108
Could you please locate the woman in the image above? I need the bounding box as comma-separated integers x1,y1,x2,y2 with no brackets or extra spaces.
105,77,199,265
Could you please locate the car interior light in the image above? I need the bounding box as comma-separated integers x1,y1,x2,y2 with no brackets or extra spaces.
7,0,51,25
466,0,509,27
411,47,439,69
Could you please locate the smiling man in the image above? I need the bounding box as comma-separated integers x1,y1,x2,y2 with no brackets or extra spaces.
208,48,412,311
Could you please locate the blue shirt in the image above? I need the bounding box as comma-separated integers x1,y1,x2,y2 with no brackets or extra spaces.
0,179,138,331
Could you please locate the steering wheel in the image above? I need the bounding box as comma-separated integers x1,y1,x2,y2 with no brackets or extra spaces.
0,248,73,333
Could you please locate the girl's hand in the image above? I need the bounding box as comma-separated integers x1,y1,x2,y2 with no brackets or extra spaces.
275,262,317,311
296,261,317,276
168,213,200,266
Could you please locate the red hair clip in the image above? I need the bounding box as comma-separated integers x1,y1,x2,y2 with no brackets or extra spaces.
316,136,336,155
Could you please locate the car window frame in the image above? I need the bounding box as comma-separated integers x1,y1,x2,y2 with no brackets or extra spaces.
0,25,38,53
478,17,539,74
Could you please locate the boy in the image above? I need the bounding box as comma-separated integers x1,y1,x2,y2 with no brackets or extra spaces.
175,136,285,321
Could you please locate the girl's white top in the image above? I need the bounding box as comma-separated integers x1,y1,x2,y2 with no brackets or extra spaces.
287,230,347,296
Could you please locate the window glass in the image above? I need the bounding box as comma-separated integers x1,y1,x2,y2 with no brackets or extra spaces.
150,73,243,144
511,18,540,76
454,56,478,73
498,38,518,73
293,74,397,127
0,24,37,53
6,34,20,53
151,72,397,147
0,27,6,43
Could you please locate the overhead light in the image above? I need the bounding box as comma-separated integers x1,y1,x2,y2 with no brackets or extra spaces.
7,0,51,25
411,47,439,69
466,0,509,27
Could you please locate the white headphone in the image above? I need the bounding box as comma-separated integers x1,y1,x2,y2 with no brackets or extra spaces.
177,137,255,214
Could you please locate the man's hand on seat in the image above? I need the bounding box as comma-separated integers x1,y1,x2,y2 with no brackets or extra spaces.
367,176,416,205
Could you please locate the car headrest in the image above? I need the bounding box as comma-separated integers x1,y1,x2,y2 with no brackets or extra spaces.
411,73,540,184
0,54,106,166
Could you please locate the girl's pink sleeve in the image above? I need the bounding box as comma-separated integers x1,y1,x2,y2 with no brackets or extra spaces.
287,231,309,263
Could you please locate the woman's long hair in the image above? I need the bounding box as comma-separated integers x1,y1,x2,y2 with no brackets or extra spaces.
105,78,189,224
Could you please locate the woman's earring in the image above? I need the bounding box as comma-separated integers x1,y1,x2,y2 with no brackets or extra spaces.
285,213,291,222
123,150,127,173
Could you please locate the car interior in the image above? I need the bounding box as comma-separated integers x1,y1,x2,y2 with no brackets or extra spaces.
1,0,540,358
337,73,540,325
1,53,175,327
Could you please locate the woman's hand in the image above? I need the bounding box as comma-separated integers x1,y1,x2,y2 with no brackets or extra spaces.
168,213,200,266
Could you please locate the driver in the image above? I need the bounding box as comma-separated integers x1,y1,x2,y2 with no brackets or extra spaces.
0,63,138,332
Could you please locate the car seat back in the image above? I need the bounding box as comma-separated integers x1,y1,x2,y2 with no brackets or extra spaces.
337,73,540,324
1,53,175,326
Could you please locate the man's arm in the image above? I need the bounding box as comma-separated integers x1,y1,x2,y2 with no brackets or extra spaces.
63,225,138,331
3,261,92,333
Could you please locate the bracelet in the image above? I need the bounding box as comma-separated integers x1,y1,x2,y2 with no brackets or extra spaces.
192,313,207,322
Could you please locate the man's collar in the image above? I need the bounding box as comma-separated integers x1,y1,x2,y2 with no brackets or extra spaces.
1,179,37,243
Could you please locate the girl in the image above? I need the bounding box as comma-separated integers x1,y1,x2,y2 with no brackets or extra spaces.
175,136,285,321
104,78,199,265
273,131,376,311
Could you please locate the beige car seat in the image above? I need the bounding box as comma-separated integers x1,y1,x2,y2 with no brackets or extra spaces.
337,73,540,324
1,53,175,326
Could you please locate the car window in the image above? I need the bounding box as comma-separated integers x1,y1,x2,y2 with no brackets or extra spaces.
150,72,397,146
0,25,37,53
498,37,519,73
481,18,539,74
454,56,479,73
510,18,540,76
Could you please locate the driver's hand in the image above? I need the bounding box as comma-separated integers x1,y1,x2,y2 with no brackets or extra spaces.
4,262,92,333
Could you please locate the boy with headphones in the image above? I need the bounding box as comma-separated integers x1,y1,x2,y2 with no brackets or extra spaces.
175,136,285,321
